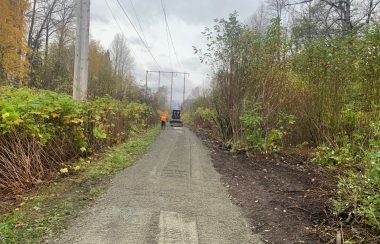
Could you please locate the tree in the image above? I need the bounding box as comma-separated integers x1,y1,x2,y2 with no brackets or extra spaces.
268,0,289,19
39,0,75,92
25,0,71,86
248,4,270,34
194,12,248,141
88,40,115,98
195,3,379,149
110,33,135,99
285,0,380,38
0,0,30,83
110,34,134,79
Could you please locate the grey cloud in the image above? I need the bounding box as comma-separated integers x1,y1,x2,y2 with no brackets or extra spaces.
90,0,263,107
128,37,145,47
130,0,263,25
91,13,110,24
91,1,111,24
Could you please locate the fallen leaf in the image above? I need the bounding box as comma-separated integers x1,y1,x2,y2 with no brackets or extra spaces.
14,223,27,228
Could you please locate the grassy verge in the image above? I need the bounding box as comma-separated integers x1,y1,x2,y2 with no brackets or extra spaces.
0,126,160,244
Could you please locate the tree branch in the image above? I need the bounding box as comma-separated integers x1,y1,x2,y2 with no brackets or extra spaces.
285,0,313,7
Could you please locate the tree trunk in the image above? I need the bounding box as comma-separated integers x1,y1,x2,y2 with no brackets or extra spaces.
45,19,50,62
28,0,37,48
366,0,374,25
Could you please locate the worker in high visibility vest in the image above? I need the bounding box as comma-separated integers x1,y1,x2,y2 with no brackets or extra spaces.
161,112,168,129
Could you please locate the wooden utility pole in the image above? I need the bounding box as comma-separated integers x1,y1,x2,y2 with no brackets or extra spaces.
73,0,90,100
182,73,187,107
170,72,174,112
158,71,161,88
145,70,148,99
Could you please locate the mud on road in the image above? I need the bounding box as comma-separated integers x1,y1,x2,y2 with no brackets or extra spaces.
194,127,337,244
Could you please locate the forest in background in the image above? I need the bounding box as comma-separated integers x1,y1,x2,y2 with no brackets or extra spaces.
187,0,380,240
0,0,167,106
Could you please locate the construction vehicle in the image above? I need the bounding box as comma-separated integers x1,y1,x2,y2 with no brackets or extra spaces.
169,110,183,127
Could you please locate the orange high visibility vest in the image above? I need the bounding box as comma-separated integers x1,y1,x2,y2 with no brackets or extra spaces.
161,114,167,121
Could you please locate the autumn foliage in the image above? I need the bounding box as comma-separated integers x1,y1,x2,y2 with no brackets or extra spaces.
0,87,156,194
0,0,30,82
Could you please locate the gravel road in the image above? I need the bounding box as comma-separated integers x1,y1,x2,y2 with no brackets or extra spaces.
55,127,262,244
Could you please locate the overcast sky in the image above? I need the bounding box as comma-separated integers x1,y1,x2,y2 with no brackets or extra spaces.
90,0,262,108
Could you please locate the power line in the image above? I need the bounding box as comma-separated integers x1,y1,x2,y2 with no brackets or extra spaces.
160,0,183,70
160,0,181,69
128,0,149,45
104,0,139,63
119,0,151,59
159,0,173,69
145,71,189,111
114,0,161,69
165,16,173,69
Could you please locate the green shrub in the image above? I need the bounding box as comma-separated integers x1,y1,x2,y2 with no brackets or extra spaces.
331,120,380,232
241,104,294,152
312,143,355,167
240,105,264,150
266,129,284,151
181,113,192,124
0,87,156,193
312,131,367,167
193,107,216,129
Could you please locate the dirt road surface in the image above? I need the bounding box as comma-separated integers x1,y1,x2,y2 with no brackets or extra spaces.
55,127,262,244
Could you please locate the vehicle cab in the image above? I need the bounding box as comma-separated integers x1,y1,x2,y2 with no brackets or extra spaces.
169,110,183,127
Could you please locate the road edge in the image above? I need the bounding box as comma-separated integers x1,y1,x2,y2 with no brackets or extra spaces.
0,126,161,244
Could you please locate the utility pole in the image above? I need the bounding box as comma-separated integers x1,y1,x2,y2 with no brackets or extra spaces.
145,70,189,111
170,72,173,112
73,0,90,100
158,71,161,88
145,70,148,99
182,73,186,107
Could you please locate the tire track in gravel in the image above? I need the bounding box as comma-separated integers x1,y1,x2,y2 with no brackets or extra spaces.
54,127,262,244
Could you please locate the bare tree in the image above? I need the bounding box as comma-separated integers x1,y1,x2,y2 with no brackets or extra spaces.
268,0,289,20
285,0,380,37
24,0,75,88
26,0,60,52
248,4,270,34
27,0,38,48
109,33,135,98
110,34,134,79
54,0,75,49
